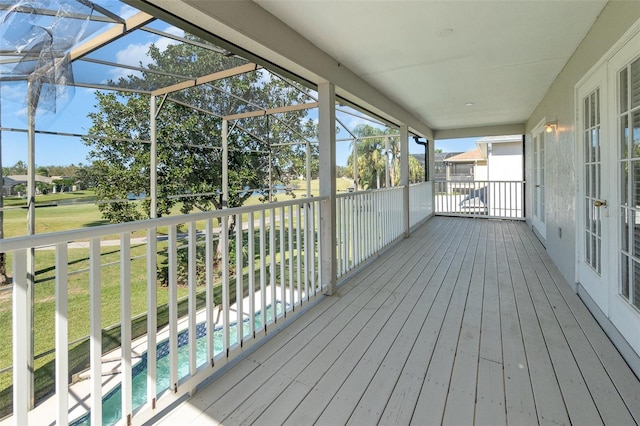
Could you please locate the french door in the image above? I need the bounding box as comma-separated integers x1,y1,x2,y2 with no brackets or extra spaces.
577,68,609,314
577,28,640,354
609,32,640,353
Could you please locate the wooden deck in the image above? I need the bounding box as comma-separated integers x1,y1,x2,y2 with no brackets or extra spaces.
156,217,640,425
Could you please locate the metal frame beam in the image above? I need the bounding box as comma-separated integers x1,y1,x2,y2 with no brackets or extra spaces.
151,63,260,96
70,11,155,61
223,102,318,121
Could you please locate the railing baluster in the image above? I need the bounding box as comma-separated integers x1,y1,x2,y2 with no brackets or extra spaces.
205,219,214,362
279,206,286,317
120,232,133,424
147,227,157,405
12,249,27,426
168,225,178,392
269,208,276,322
89,237,102,425
236,213,244,344
336,196,342,276
248,212,255,337
55,243,68,426
221,215,230,354
188,222,197,375
288,205,294,312
303,203,309,301
259,211,267,329
315,200,321,293
296,205,302,305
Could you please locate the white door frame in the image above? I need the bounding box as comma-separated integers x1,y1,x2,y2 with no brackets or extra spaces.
576,66,609,315
531,120,546,240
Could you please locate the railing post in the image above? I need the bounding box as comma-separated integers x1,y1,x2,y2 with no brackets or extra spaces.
318,81,336,295
400,125,409,237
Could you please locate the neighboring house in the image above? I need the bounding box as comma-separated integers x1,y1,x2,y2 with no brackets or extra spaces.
2,175,57,196
442,148,486,181
443,135,523,216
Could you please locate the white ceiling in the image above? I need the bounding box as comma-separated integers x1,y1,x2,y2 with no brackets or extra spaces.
254,0,608,132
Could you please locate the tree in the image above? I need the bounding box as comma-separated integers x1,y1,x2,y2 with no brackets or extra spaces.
72,164,97,190
408,155,425,183
83,36,318,284
346,124,394,190
84,38,317,224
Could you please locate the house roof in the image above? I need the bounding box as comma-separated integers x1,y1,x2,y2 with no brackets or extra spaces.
476,135,523,144
445,148,485,163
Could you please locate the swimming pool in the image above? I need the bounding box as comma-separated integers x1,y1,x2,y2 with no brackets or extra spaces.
70,303,281,426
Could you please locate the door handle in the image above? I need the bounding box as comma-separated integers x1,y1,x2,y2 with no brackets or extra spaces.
594,199,607,207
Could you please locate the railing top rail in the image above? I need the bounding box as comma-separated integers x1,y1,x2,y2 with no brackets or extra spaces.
335,185,405,199
0,196,328,253
409,181,431,187
434,179,526,183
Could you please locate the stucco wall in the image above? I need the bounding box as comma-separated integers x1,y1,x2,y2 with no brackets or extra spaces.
488,142,523,182
525,1,640,284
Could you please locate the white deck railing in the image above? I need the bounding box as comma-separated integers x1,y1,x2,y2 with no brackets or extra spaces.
3,197,325,426
409,181,433,228
336,187,404,277
434,180,524,219
2,183,435,425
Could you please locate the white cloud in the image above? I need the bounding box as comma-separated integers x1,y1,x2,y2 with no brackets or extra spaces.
118,4,139,19
163,25,185,38
108,30,181,82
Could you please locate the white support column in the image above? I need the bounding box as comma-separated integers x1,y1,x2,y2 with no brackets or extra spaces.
222,119,229,208
385,136,390,188
150,95,157,218
400,125,409,237
26,80,36,408
318,82,336,295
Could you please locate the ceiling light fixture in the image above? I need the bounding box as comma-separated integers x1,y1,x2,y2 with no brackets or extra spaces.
465,102,474,106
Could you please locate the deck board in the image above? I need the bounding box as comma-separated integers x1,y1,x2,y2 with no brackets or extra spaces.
156,217,640,426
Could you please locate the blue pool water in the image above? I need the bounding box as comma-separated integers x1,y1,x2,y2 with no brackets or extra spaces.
70,303,282,426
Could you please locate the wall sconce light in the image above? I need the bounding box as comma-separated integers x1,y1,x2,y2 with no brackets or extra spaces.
545,121,557,133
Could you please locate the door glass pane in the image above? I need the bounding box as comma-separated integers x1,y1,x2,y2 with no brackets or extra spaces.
590,92,596,127
586,231,591,265
591,164,597,199
634,259,640,308
621,115,629,159
621,162,629,205
633,110,640,158
633,161,640,208
621,254,630,299
620,67,628,113
631,57,640,110
596,88,600,125
622,208,629,252
634,211,640,258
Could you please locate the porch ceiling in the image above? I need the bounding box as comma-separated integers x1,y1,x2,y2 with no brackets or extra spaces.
142,0,607,137
254,0,607,133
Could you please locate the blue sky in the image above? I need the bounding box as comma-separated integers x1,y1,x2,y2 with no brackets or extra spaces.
0,93,478,168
